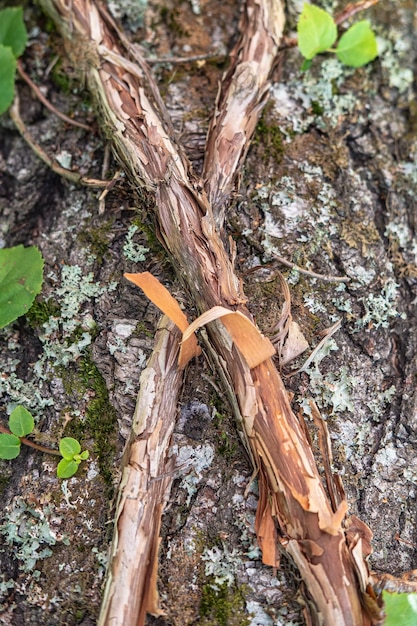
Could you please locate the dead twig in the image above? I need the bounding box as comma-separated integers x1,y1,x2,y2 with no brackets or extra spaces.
17,59,91,131
334,0,381,25
10,90,109,188
146,52,225,65
271,252,352,282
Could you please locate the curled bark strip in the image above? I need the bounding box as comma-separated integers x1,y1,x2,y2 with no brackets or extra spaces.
182,305,276,369
98,316,184,625
40,0,380,624
124,271,201,366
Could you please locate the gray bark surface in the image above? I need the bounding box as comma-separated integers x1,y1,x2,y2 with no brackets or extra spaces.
0,1,416,625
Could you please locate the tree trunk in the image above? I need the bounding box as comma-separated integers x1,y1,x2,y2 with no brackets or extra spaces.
39,0,381,624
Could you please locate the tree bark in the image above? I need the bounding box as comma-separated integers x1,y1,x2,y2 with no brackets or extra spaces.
98,316,184,625
39,0,381,624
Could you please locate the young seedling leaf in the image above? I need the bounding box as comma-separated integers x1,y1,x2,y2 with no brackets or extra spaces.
79,450,89,461
297,4,337,60
0,433,21,459
0,7,28,57
336,20,378,67
59,437,81,460
0,45,16,115
9,406,35,437
57,458,79,479
0,245,44,328
383,591,417,626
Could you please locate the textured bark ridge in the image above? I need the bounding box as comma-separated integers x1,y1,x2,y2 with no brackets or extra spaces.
40,1,382,624
99,316,184,625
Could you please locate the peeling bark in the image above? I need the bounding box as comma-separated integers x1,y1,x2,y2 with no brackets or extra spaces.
99,317,184,625
39,1,382,624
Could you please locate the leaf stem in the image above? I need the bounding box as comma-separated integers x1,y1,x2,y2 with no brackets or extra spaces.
0,423,61,456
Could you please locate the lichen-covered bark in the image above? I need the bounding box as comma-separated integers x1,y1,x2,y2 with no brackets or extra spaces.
38,1,380,624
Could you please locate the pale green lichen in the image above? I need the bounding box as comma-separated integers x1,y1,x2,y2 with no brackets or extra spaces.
303,293,327,315
366,386,396,418
300,337,356,416
307,365,357,414
258,162,339,266
0,576,14,598
201,544,239,589
399,162,417,197
107,0,147,28
0,498,69,574
288,58,357,131
123,224,149,263
355,278,406,331
378,37,414,93
32,264,117,369
173,443,215,505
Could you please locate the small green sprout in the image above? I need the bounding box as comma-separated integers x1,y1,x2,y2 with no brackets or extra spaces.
0,406,89,478
57,437,89,479
297,3,378,70
0,7,28,114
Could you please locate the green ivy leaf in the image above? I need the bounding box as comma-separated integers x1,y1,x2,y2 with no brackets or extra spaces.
59,437,81,460
383,591,417,626
336,20,378,67
57,458,79,479
0,433,21,459
0,7,28,57
0,45,16,115
9,406,35,437
297,4,337,60
0,245,44,328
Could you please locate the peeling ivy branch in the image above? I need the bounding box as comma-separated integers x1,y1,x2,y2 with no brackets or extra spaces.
40,1,382,625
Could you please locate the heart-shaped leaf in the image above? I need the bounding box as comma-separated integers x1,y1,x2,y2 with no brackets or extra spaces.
0,7,28,57
0,245,44,328
336,20,378,68
9,406,35,437
57,458,79,479
383,591,417,626
0,433,21,459
59,437,81,460
297,4,337,60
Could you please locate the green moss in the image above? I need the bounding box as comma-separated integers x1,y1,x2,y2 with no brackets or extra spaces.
50,58,72,94
198,582,250,626
77,219,114,264
132,320,154,339
159,6,188,36
67,323,98,346
212,412,238,460
311,100,324,115
254,109,285,161
26,298,61,329
61,353,117,491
